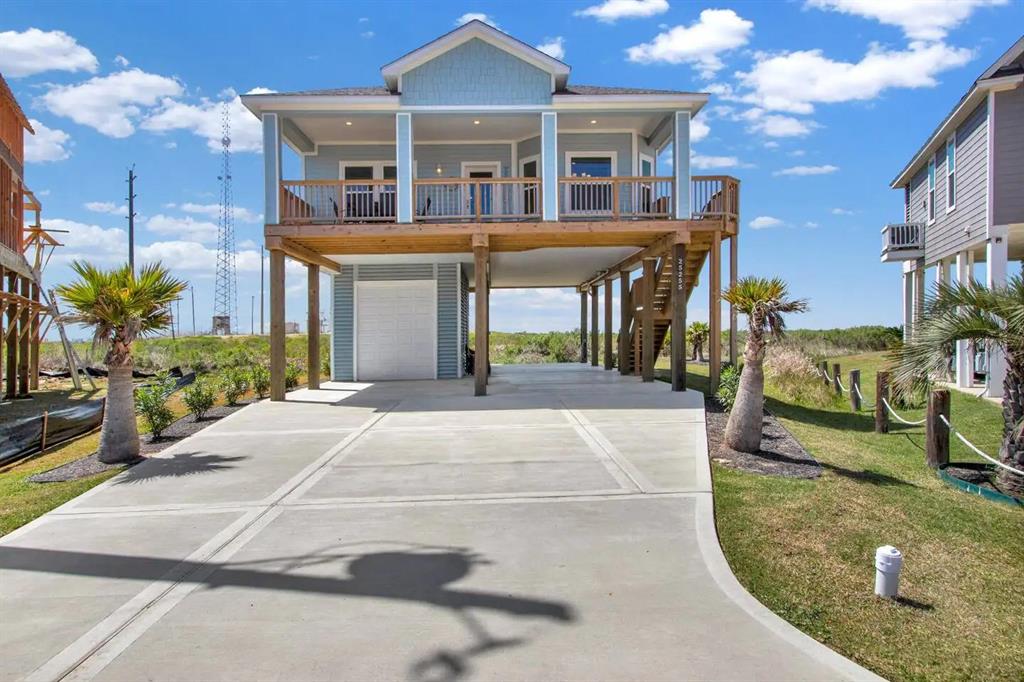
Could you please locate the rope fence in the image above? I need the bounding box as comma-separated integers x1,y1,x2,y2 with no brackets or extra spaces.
939,414,1024,477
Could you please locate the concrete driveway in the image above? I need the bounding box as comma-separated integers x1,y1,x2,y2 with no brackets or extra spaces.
1,364,879,682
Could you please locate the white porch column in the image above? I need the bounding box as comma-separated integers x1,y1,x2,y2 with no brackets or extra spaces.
987,226,1009,398
913,266,925,328
935,258,948,287
262,113,281,224
955,251,972,387
541,112,558,221
673,111,691,219
902,261,914,342
396,112,414,223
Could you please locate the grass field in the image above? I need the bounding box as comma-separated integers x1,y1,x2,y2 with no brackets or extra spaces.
660,352,1023,682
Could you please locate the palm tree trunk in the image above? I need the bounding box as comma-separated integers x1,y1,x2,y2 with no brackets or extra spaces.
998,353,1024,497
724,336,765,453
697,340,706,363
98,364,140,464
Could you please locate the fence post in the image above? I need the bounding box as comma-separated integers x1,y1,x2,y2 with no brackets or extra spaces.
821,361,830,387
875,371,889,434
40,410,49,455
832,363,842,396
926,389,950,468
850,370,861,411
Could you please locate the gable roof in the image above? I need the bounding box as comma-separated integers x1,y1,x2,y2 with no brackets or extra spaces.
890,35,1023,188
0,74,34,133
380,20,570,93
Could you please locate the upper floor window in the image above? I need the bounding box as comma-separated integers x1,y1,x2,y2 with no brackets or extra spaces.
946,135,956,211
927,157,936,223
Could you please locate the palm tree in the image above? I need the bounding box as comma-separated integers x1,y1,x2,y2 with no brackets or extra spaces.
891,276,1024,496
56,261,186,464
687,321,710,362
722,277,808,453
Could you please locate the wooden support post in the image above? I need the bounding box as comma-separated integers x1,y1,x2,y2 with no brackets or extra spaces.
875,370,889,434
670,242,687,392
306,263,320,390
269,249,286,401
474,238,489,396
579,290,588,364
619,271,630,376
642,258,655,382
29,280,40,391
590,286,599,367
850,370,861,411
926,389,951,469
832,363,842,396
708,231,722,392
6,272,17,400
729,233,738,366
18,276,29,396
603,277,613,370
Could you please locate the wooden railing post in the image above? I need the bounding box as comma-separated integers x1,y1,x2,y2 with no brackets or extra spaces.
875,371,889,434
474,180,482,221
832,363,842,396
850,370,861,411
926,389,951,468
612,180,620,220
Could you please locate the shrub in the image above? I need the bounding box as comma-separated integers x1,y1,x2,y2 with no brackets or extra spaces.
135,373,177,438
716,364,741,409
764,346,834,405
250,364,271,398
285,363,301,390
182,379,216,420
220,368,250,406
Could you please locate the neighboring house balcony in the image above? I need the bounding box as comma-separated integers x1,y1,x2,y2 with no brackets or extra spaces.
880,222,924,262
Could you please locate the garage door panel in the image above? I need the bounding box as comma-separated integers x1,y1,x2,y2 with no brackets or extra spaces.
357,280,436,381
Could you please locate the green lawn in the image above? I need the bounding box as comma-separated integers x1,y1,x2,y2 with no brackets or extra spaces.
661,352,1023,681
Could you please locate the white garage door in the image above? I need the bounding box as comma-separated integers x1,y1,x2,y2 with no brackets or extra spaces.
356,280,436,381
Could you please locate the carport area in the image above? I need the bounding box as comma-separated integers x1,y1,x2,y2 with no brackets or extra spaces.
0,365,877,681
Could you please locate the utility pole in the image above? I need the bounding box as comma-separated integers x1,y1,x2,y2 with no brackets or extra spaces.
260,243,265,335
190,285,197,335
126,166,137,273
251,295,255,335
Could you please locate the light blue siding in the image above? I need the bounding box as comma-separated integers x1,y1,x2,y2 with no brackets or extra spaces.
305,144,396,180
518,134,541,163
401,39,552,106
332,269,354,381
459,266,469,377
437,264,459,378
415,144,513,178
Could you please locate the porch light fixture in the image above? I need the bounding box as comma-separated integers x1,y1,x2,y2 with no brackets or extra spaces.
473,120,480,125
435,165,443,175
590,119,597,124
345,121,353,126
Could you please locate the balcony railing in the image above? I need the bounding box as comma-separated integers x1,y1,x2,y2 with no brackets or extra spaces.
415,178,541,222
278,175,740,224
880,222,924,262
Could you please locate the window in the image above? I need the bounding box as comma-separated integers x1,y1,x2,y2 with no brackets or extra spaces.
565,152,617,214
946,135,956,211
927,157,936,223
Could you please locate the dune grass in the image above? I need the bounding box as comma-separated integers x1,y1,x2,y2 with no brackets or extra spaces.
663,351,1022,681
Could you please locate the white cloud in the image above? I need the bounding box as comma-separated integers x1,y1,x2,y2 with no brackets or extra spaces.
141,89,267,153
0,28,98,77
691,153,741,170
455,13,499,28
789,149,806,156
575,0,669,23
114,54,130,67
774,164,839,176
170,202,262,223
736,41,973,114
626,9,753,78
742,109,818,137
749,216,784,229
84,201,128,215
163,141,177,149
40,68,183,138
690,114,710,143
24,119,71,163
361,31,375,39
145,214,220,243
535,37,565,61
763,140,780,149
804,221,820,228
806,0,1007,41
831,207,854,215
45,219,127,265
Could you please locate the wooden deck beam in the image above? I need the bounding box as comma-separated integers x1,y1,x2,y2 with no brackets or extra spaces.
265,236,340,273
474,237,489,396
579,230,689,289
604,276,613,370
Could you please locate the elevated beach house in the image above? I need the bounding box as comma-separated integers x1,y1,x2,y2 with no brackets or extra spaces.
242,20,740,399
882,37,1023,398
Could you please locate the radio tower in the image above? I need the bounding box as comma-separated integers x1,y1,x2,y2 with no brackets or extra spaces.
212,101,237,335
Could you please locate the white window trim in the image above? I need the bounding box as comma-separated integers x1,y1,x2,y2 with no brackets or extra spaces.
352,278,438,382
564,150,618,178
338,160,397,181
639,152,655,177
460,161,503,215
518,154,540,177
945,134,957,214
927,158,936,226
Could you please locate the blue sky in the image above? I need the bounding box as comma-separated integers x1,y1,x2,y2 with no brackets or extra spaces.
2,0,1022,338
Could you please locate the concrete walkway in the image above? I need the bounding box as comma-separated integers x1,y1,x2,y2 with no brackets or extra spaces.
1,364,881,681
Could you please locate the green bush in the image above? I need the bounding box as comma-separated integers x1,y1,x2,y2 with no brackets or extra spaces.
182,379,216,420
220,368,250,406
250,365,271,398
284,363,301,390
716,365,741,409
135,373,177,438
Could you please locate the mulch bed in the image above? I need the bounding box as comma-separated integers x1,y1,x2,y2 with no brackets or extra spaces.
705,396,822,479
28,402,252,483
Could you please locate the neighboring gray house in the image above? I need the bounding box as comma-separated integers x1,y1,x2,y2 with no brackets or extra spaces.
883,37,1024,398
243,20,741,399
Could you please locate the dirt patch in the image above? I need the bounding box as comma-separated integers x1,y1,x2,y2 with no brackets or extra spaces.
29,402,252,483
705,397,821,479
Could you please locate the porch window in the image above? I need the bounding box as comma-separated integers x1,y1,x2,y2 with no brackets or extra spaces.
946,135,956,211
927,157,936,224
568,154,614,213
341,162,396,219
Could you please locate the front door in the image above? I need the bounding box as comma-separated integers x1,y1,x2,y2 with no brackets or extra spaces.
462,163,500,218
521,158,538,216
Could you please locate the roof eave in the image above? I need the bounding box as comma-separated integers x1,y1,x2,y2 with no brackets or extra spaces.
240,93,402,116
